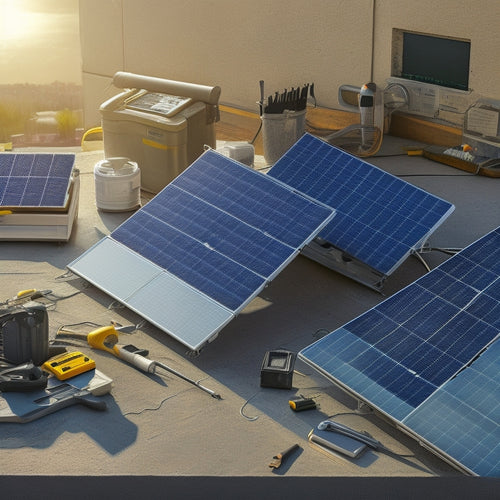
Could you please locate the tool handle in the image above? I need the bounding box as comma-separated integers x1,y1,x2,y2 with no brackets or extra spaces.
74,394,107,411
280,443,300,459
0,363,48,392
114,344,156,373
269,443,300,469
0,375,48,392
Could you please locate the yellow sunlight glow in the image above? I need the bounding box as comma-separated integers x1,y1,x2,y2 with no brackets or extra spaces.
0,0,44,42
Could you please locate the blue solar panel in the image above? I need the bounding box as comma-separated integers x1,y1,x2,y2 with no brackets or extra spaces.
404,339,500,477
299,226,500,476
268,133,454,277
68,149,335,351
111,151,334,310
0,153,75,208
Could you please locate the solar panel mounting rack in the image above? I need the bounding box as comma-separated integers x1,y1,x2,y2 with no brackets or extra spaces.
268,134,455,290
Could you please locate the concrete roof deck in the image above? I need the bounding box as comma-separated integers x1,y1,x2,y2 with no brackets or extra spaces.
0,136,499,498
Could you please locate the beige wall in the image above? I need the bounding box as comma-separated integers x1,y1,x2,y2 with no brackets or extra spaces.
80,0,500,129
372,0,500,96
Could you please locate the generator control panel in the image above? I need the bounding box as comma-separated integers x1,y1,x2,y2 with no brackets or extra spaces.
126,91,193,118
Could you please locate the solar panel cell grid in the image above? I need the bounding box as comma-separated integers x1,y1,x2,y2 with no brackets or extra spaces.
268,133,454,277
467,285,500,330
0,153,75,208
136,184,295,278
173,151,332,248
404,340,500,477
110,150,334,311
299,226,500,476
69,148,335,351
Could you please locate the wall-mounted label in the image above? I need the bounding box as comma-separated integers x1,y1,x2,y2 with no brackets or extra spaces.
467,108,499,137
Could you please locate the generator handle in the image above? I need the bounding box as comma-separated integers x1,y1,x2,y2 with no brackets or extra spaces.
112,72,221,106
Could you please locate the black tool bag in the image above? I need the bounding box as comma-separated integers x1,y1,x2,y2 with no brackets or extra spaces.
0,302,49,365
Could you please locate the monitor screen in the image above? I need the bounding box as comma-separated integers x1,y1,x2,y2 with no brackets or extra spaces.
400,32,470,91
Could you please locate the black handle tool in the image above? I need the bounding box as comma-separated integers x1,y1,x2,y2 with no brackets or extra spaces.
0,362,48,392
268,443,300,469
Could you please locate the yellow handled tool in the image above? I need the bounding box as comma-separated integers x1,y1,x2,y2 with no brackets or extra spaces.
87,325,221,399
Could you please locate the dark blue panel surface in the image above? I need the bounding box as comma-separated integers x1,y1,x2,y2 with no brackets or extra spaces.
135,184,295,278
112,205,266,311
173,150,333,249
0,153,75,208
404,339,500,477
268,134,454,275
299,226,500,476
111,149,334,311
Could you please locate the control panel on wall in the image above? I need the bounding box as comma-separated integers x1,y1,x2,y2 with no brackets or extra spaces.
390,29,472,126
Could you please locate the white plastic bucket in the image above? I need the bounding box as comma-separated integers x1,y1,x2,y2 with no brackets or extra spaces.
94,157,141,212
261,109,306,164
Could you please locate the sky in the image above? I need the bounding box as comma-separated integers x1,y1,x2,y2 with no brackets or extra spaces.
0,0,81,84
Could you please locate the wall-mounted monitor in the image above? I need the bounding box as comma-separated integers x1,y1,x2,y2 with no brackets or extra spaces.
389,29,472,122
392,29,471,91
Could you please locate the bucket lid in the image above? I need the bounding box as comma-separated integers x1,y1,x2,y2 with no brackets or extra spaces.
95,157,139,177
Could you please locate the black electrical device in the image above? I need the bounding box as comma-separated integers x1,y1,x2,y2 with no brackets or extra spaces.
0,302,49,365
289,396,317,412
260,350,296,389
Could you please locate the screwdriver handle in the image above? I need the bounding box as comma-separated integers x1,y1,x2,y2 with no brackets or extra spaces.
113,344,156,373
87,326,221,399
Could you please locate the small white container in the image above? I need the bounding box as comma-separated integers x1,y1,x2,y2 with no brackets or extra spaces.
94,157,141,212
216,141,255,166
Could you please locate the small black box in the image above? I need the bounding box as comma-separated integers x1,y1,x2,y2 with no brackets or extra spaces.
260,350,296,389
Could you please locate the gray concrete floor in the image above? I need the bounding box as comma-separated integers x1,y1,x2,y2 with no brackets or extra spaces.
0,138,499,495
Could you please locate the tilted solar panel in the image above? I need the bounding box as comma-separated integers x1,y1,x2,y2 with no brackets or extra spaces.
268,134,454,287
68,149,335,352
0,153,75,209
299,226,500,476
405,339,500,477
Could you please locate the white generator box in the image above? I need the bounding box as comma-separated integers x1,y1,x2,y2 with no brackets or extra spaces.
100,72,221,193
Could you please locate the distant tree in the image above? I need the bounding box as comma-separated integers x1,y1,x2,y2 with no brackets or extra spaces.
0,102,28,142
56,108,79,142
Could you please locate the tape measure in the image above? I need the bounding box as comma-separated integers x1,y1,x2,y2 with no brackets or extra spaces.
43,351,96,380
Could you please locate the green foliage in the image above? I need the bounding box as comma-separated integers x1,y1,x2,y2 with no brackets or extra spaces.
0,102,29,142
56,108,79,140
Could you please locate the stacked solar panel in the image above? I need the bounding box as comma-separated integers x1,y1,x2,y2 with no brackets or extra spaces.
0,153,75,209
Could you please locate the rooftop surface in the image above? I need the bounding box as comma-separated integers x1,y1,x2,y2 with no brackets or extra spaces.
1,135,499,498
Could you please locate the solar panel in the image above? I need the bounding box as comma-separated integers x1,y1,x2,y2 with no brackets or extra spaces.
268,133,454,289
0,153,75,209
299,226,500,476
68,149,335,352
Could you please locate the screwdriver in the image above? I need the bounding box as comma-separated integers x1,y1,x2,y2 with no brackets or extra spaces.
1,289,51,307
86,325,221,399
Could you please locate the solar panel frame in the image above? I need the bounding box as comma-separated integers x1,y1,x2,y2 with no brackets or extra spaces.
68,149,336,351
0,153,75,209
299,226,500,476
267,133,455,284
